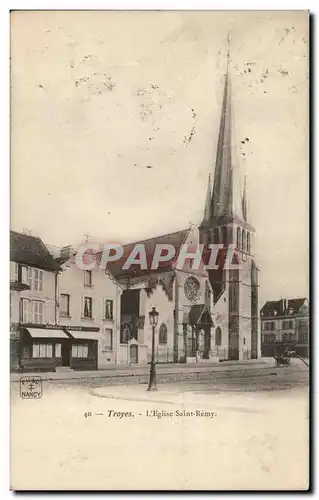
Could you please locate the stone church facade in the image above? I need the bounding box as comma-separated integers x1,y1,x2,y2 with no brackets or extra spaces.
107,63,261,364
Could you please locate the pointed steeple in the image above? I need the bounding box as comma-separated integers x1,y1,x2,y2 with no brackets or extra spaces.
211,34,244,225
242,175,248,221
200,174,212,227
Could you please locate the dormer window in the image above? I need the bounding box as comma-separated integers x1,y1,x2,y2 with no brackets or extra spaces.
84,270,92,287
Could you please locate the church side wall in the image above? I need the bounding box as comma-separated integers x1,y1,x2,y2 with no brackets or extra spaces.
211,288,229,360
238,258,252,360
141,285,175,363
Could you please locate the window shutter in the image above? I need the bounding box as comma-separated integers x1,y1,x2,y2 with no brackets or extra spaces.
10,262,17,281
28,267,33,288
40,270,44,292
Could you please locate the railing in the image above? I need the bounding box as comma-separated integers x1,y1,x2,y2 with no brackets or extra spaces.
147,347,175,364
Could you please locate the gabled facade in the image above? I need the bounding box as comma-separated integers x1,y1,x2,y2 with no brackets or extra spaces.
10,230,61,372
57,246,122,369
260,298,309,357
103,225,215,364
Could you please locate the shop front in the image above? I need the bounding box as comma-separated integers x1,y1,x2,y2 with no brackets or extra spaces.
18,324,100,373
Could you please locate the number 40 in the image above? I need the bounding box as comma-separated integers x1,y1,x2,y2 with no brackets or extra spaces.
84,412,92,418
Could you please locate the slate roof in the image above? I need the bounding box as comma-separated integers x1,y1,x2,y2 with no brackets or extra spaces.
10,231,61,271
261,298,308,317
96,229,189,279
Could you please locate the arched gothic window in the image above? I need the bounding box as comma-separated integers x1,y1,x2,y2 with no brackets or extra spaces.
159,323,168,344
247,232,251,253
214,227,219,244
215,326,222,346
221,226,228,246
236,227,241,249
242,229,246,252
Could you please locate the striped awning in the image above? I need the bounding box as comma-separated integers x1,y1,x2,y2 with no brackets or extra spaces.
26,328,69,339
65,330,100,340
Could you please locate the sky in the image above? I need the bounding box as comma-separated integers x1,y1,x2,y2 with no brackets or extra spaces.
10,10,308,306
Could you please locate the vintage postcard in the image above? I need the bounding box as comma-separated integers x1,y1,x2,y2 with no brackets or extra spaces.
10,10,309,491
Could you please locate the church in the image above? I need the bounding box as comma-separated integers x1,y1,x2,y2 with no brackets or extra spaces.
104,57,261,365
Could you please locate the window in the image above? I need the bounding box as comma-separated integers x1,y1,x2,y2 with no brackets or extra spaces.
27,267,33,287
20,298,30,323
215,326,222,346
236,227,241,249
214,227,219,244
33,301,44,324
55,344,61,357
12,264,28,283
242,229,246,252
264,333,276,343
12,262,19,281
72,344,89,358
159,323,168,344
103,329,113,350
120,323,131,344
83,297,92,318
104,299,113,320
247,232,251,253
34,269,44,291
289,320,293,329
84,270,92,286
32,343,53,358
271,322,275,331
221,226,228,246
264,322,270,331
60,294,70,317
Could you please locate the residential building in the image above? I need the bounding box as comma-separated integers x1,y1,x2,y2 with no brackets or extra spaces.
56,246,122,369
10,230,62,372
260,298,309,357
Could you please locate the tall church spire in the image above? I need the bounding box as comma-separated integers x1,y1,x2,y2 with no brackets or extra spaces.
201,174,212,226
211,33,244,224
242,175,248,221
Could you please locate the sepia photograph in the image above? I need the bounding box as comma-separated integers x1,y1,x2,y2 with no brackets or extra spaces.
9,10,309,491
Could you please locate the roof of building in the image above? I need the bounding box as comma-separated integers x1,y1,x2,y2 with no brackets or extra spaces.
96,228,190,279
261,298,308,317
10,230,61,271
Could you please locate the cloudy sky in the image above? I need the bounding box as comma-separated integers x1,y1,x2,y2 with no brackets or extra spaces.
10,10,308,305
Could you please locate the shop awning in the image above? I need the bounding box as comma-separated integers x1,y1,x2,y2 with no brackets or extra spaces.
26,328,69,339
65,330,100,340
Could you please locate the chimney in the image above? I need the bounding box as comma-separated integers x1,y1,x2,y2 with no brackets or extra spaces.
60,245,73,260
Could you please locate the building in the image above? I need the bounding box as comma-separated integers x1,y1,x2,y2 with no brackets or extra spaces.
103,226,215,365
99,55,260,363
56,246,122,370
260,298,309,357
10,233,123,372
10,52,260,369
10,230,62,372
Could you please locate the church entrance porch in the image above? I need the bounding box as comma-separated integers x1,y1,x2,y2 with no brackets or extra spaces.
183,304,214,363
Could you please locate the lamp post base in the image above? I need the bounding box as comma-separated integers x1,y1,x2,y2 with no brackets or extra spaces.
147,362,157,391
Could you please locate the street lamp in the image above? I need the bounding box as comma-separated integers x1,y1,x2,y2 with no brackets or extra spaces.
148,306,159,391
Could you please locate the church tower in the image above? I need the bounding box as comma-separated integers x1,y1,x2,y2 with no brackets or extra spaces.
199,40,260,360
